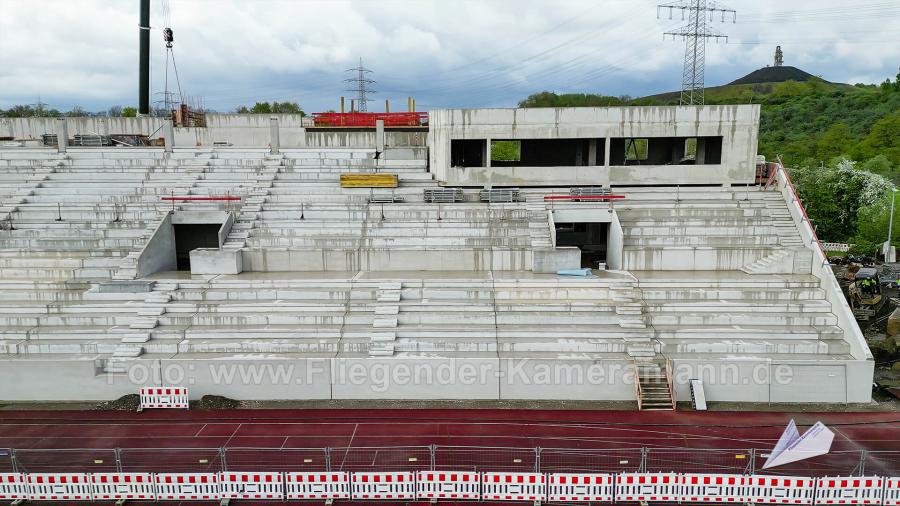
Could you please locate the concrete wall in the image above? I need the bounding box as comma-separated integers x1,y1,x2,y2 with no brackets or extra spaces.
0,355,871,403
0,115,426,148
136,213,176,278
428,105,760,186
607,210,624,270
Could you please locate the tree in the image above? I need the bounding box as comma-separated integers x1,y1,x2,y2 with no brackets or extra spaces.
491,141,520,161
858,113,900,165
235,101,305,116
66,106,87,117
107,105,123,117
121,107,137,117
814,123,852,161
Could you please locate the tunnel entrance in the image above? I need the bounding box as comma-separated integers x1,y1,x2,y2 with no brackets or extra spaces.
174,223,220,270
554,222,610,268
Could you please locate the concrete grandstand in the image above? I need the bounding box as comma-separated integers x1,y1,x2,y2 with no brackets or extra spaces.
0,105,873,405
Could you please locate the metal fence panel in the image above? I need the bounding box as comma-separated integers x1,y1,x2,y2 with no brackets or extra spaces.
12,449,118,473
223,448,329,472
330,446,431,472
540,448,644,473
646,448,753,474
434,446,538,472
0,449,12,473
119,448,222,473
752,450,861,477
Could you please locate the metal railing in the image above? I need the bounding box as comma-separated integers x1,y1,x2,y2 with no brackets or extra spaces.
5,446,896,477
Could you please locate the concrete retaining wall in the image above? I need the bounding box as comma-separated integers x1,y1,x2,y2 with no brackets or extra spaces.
0,355,871,402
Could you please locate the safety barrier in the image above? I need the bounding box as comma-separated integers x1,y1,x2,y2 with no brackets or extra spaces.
816,477,885,505
286,472,351,500
90,473,155,501
548,473,614,502
219,471,284,500
352,472,416,500
617,473,681,502
139,386,189,410
3,470,900,503
682,473,750,502
154,473,218,501
416,471,481,500
482,472,546,501
339,173,399,188
748,476,816,504
0,473,26,501
885,478,900,506
27,473,92,501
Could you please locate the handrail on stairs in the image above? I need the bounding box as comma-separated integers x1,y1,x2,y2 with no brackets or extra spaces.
665,357,676,411
631,360,643,411
765,156,827,260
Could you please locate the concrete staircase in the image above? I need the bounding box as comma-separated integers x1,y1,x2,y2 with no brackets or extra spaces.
635,361,675,411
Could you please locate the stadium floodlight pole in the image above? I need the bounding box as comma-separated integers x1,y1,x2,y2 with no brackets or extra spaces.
139,0,151,115
657,0,736,105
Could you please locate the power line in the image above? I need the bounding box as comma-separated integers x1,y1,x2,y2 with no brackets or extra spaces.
344,58,376,112
658,0,736,105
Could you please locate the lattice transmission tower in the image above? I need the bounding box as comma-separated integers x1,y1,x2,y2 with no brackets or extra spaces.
344,58,376,112
658,0,736,105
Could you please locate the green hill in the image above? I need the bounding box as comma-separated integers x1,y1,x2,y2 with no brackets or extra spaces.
519,72,900,180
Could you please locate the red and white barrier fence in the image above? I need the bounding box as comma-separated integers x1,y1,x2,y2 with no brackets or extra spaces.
90,473,155,501
748,476,817,504
885,478,900,506
155,473,218,501
548,473,614,502
351,472,416,500
219,471,283,500
416,471,481,500
2,470,899,503
139,386,188,410
286,472,351,500
0,473,27,501
27,473,92,501
682,473,751,503
482,472,546,501
816,477,885,505
617,473,681,502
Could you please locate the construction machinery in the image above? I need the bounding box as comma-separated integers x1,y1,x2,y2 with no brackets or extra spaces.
848,267,886,320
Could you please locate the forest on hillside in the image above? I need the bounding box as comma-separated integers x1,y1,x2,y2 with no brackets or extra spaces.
519,73,900,248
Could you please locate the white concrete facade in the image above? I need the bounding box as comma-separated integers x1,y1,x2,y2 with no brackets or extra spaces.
429,105,759,186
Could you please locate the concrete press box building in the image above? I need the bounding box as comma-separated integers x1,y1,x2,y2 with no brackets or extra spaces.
0,105,873,405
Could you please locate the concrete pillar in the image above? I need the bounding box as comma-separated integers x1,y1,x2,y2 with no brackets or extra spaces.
603,138,611,168
55,118,68,153
588,139,598,166
603,137,611,188
375,119,385,152
575,142,584,166
485,138,491,168
696,137,707,165
269,116,280,154
163,119,174,153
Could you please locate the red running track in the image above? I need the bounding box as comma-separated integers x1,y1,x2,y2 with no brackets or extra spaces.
0,409,897,505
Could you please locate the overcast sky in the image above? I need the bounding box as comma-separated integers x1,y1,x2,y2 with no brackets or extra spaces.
1,0,898,113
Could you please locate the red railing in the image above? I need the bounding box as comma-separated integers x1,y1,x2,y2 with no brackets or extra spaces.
766,157,827,259
542,195,626,201
312,112,428,128
161,196,242,201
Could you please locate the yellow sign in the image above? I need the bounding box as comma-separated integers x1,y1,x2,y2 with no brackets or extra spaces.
340,173,398,188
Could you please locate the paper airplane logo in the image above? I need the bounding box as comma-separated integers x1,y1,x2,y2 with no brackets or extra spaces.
762,419,835,469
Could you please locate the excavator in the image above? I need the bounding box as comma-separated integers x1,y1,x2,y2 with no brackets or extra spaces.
848,267,886,320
